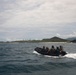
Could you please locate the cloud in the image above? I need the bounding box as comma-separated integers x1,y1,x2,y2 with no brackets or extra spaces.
66,32,76,38
54,31,76,39
0,0,76,41
1,0,76,25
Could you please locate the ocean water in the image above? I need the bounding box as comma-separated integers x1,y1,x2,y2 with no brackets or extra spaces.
0,42,76,75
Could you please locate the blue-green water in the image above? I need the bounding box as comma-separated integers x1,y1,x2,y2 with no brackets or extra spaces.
0,42,76,75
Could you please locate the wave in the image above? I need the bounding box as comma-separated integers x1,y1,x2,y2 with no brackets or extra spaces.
1,59,76,73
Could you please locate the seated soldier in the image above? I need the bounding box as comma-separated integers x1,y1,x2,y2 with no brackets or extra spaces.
42,46,45,50
55,47,60,56
59,45,63,52
46,47,50,53
50,45,56,55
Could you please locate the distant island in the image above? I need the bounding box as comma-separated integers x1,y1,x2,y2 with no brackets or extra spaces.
0,36,76,43
71,40,76,43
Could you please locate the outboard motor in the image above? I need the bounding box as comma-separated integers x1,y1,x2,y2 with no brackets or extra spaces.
60,51,67,56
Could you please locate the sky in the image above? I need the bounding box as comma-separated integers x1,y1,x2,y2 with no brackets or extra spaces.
0,0,76,41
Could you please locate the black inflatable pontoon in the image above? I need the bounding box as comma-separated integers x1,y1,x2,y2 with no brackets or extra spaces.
34,47,67,56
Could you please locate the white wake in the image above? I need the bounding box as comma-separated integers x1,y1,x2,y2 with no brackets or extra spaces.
65,53,76,59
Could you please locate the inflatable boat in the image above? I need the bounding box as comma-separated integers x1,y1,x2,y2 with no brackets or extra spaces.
34,47,67,56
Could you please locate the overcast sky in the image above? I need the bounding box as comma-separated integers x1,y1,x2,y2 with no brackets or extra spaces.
0,0,76,41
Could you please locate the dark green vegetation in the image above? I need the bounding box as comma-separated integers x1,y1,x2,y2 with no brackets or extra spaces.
0,36,76,43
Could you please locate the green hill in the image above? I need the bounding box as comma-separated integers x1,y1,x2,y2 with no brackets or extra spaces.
42,36,68,42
